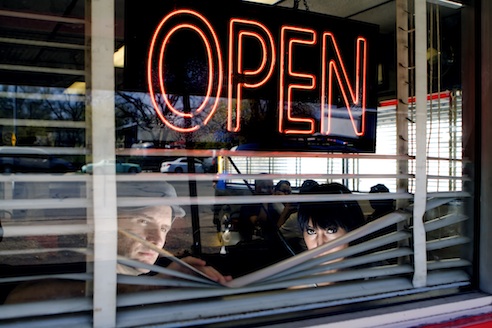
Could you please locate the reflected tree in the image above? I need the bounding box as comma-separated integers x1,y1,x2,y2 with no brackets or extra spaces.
0,85,85,147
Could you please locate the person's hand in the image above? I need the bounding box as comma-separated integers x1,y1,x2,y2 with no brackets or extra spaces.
167,256,232,285
283,202,297,214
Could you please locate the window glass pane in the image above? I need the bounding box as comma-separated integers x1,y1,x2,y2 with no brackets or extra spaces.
0,1,89,312
0,1,476,327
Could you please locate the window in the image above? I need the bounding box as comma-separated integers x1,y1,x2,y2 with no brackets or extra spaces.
0,1,485,327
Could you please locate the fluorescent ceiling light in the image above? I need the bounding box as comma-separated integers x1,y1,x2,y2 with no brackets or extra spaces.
64,81,85,94
114,46,125,68
427,0,463,9
64,46,125,94
242,0,280,5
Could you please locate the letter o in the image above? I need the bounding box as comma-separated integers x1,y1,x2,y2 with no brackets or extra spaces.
147,9,223,132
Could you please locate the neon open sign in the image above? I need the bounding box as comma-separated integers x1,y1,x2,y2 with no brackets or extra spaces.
126,0,378,152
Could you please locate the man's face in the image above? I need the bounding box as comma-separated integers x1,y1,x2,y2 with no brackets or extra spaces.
118,205,173,273
256,180,273,195
303,218,348,253
274,182,292,196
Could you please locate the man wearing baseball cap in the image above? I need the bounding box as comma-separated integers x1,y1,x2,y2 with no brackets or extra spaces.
5,180,231,303
116,180,229,281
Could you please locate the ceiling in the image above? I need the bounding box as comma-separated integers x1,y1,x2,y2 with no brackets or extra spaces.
274,0,461,34
276,0,398,33
0,0,464,89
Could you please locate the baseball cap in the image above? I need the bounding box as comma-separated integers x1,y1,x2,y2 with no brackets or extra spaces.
117,180,186,218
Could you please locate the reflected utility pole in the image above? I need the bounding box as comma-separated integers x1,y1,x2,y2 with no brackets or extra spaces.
12,85,17,146
183,94,202,256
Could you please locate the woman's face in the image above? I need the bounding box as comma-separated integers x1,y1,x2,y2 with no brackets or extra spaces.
303,218,348,253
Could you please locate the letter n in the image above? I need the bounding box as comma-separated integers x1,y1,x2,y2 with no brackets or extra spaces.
321,33,367,136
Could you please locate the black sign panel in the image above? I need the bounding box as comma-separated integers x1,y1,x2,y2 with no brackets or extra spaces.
124,0,379,152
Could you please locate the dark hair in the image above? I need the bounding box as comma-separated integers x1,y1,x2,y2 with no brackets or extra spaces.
369,183,394,211
274,180,291,192
300,179,319,193
298,183,365,233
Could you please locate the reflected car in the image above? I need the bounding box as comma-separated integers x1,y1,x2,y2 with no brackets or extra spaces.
131,142,154,149
81,159,142,174
160,157,204,173
0,146,75,173
202,157,218,173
